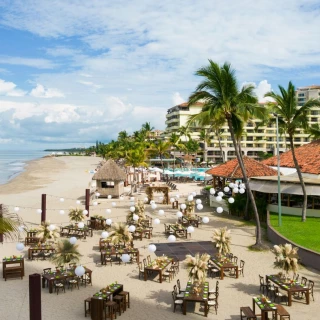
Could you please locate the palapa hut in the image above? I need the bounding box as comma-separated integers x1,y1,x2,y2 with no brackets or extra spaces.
92,159,127,198
206,156,279,189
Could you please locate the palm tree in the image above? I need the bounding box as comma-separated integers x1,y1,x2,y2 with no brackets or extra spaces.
178,126,191,142
307,123,320,139
108,223,133,245
36,221,60,243
0,204,18,241
50,239,81,267
273,243,299,279
212,227,231,256
265,82,320,222
68,208,85,223
148,140,171,168
141,122,155,140
189,60,264,248
199,129,211,162
169,133,185,173
184,253,210,284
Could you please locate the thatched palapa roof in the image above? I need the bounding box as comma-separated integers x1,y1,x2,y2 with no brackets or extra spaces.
92,159,126,181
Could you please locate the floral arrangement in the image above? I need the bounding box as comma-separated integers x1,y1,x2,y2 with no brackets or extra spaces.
273,243,299,279
184,253,210,284
185,199,195,214
212,227,231,256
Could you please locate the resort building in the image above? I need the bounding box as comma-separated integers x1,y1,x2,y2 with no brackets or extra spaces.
164,87,320,163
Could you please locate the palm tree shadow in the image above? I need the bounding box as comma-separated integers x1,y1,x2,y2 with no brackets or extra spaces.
229,282,260,295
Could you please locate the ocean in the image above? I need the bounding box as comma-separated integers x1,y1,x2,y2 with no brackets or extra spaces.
0,150,51,185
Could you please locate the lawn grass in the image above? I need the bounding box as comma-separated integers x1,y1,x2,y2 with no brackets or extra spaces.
269,213,320,253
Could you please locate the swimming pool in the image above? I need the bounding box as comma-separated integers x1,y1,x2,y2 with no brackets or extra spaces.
163,168,212,181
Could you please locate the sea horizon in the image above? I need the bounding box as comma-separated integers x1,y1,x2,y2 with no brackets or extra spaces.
0,150,52,185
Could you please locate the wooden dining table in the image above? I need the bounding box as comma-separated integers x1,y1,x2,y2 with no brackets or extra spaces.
266,274,310,306
210,258,239,280
100,248,139,264
252,296,277,320
144,257,173,283
168,223,188,239
42,267,92,293
28,246,56,260
183,282,209,317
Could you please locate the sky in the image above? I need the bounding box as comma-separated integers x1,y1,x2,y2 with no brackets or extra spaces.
0,0,320,149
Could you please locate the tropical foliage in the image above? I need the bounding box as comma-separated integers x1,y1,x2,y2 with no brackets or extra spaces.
68,208,85,223
265,82,320,222
36,221,60,243
108,222,133,245
50,239,81,267
212,227,231,256
184,253,210,283
126,200,146,223
273,243,299,278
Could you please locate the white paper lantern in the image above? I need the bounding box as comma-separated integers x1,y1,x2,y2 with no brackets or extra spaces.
196,199,202,205
144,197,149,203
108,195,112,199
216,196,222,202
132,214,139,221
210,188,215,195
121,254,131,263
82,209,88,215
69,237,77,244
111,202,116,207
60,198,64,202
154,218,161,225
106,219,112,225
202,216,209,223
14,207,20,212
229,183,234,189
228,197,235,204
130,197,135,201
239,183,245,189
16,243,25,251
148,244,157,252
106,209,111,214
128,225,136,232
75,265,85,277
175,194,180,199
48,224,55,231
101,231,109,239
78,222,85,229
151,203,157,210
95,192,100,197
187,226,194,233
158,210,165,216
218,191,224,197
176,211,183,218
197,204,203,210
93,201,98,206
180,203,186,210
192,192,197,197
187,195,193,201
216,207,223,214
170,198,175,203
233,187,239,193
18,225,24,232
239,188,245,194
224,187,230,193
130,206,135,212
168,235,176,242
59,210,65,215
36,209,42,214
76,200,81,204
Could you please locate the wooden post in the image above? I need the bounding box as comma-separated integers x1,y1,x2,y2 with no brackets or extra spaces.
29,273,42,320
85,189,90,217
41,194,46,223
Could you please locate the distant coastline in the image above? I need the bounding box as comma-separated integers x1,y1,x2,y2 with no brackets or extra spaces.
44,148,87,152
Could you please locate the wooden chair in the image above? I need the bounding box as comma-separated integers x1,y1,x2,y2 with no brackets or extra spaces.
238,260,245,276
113,295,125,316
104,254,113,266
43,250,52,260
177,279,186,293
162,270,172,282
173,285,184,299
233,256,238,265
68,276,79,291
274,285,287,304
172,260,179,273
299,277,308,298
207,292,219,315
308,280,315,301
119,291,130,310
259,275,268,294
209,281,219,295
81,272,92,287
147,255,152,265
105,300,118,320
240,306,257,320
54,280,66,295
171,291,183,313
267,280,276,299
138,262,145,279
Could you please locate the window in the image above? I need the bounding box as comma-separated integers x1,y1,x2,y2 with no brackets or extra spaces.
298,93,305,97
311,110,318,115
298,98,305,102
311,117,318,122
101,181,115,189
246,137,253,141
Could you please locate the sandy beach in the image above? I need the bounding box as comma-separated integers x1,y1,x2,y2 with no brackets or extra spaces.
0,156,318,320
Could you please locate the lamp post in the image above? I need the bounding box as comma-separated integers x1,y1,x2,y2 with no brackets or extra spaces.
273,113,282,227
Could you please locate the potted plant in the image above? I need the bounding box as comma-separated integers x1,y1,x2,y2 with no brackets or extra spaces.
184,253,210,285
50,239,81,268
108,223,133,246
212,227,231,256
36,221,60,244
68,208,85,223
273,243,299,280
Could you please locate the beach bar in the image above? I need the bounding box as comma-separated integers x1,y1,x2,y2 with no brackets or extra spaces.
92,159,126,198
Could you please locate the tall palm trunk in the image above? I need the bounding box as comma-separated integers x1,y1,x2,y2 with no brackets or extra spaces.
227,118,262,247
217,132,224,162
203,140,208,162
289,136,307,221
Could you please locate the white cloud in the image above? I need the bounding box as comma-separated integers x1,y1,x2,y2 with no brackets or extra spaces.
243,80,274,103
30,84,64,98
77,81,102,90
0,56,56,69
172,92,185,106
0,79,26,97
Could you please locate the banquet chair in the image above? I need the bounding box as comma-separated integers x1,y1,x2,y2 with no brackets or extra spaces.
147,255,152,265
238,260,245,277
177,279,186,293
42,268,52,287
138,262,145,279
54,280,66,295
68,276,80,291
274,285,287,304
173,285,184,299
162,269,171,282
259,275,268,294
171,291,183,313
207,292,219,315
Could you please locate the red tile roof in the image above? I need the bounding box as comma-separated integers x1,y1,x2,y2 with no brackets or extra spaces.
261,140,320,174
178,102,204,107
206,156,278,178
